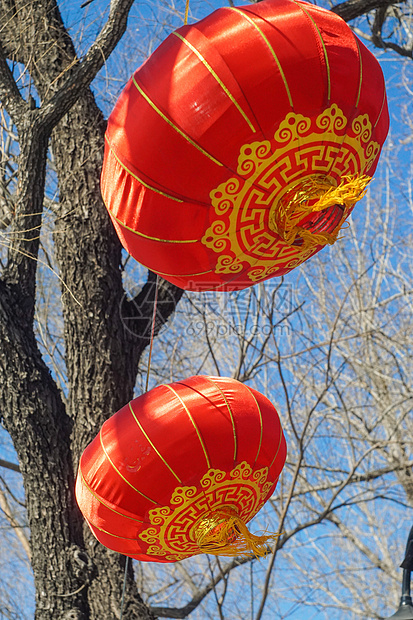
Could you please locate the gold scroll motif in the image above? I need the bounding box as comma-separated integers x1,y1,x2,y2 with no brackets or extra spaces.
138,461,274,561
202,104,380,282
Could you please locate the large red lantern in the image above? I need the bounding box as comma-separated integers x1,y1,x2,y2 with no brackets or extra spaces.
75,376,286,562
101,0,389,291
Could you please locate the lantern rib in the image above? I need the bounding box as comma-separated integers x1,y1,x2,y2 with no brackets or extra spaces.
90,521,140,541
99,430,158,504
142,232,286,287
352,35,386,128
294,2,331,103
268,420,284,470
163,385,211,469
374,89,387,129
104,135,184,203
123,253,214,280
106,134,281,213
79,468,144,523
354,37,363,109
243,385,264,465
230,7,294,110
194,238,281,291
128,402,182,483
109,212,198,244
197,377,237,463
132,76,224,168
172,32,256,134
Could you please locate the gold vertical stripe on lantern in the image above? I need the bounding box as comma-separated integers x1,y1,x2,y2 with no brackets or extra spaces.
295,1,331,102
78,468,144,524
104,136,183,203
163,384,211,469
99,430,158,504
132,77,224,167
204,376,238,463
172,32,257,134
230,7,294,109
354,37,363,108
243,385,264,465
128,402,183,483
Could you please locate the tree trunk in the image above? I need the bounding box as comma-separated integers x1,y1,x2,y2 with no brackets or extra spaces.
0,0,180,617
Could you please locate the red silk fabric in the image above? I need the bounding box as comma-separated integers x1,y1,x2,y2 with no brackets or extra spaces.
101,0,389,291
76,376,286,562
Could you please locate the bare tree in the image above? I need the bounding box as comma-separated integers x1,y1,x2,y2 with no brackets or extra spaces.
0,0,412,619
131,153,413,618
0,0,182,617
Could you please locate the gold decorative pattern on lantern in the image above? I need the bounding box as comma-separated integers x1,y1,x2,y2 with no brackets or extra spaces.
202,104,380,283
138,462,274,561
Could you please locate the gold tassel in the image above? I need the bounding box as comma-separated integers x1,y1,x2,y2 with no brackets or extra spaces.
269,174,371,250
194,508,278,558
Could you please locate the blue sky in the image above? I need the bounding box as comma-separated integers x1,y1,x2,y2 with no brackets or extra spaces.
1,1,413,619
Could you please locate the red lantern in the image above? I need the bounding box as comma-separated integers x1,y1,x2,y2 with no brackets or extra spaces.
101,0,389,291
75,376,286,562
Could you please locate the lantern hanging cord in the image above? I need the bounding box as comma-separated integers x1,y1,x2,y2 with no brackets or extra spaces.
270,173,371,250
145,274,160,393
194,508,279,558
120,556,128,620
184,0,189,25
119,275,159,618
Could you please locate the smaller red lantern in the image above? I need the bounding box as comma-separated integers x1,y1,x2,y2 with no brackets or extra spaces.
76,376,286,562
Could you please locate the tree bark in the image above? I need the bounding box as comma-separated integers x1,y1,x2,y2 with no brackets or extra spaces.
0,0,406,617
0,0,181,617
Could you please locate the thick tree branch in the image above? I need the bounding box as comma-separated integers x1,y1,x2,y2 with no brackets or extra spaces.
1,0,134,134
331,0,405,22
0,41,25,122
0,458,20,473
0,1,182,615
370,2,413,57
1,120,49,313
39,0,134,132
0,1,147,614
123,273,184,357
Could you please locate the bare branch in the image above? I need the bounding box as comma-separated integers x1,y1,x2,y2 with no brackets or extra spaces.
332,0,405,22
0,458,20,473
292,460,413,498
0,485,30,561
39,0,135,131
150,558,247,619
0,41,25,122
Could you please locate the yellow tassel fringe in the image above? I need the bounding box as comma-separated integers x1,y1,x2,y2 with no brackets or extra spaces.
194,508,278,558
269,174,371,250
